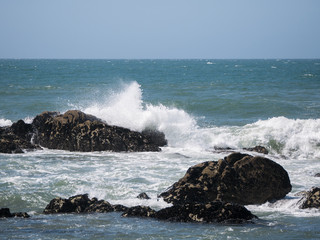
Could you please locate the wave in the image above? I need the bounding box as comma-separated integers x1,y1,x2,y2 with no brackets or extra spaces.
80,81,320,160
0,118,13,127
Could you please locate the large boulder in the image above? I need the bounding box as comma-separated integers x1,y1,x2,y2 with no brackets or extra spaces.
160,152,292,205
32,110,166,152
298,187,320,209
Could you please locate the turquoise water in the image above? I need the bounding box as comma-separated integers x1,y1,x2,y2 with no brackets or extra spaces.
1,59,320,239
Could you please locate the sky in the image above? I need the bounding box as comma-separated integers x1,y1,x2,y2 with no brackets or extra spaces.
0,0,319,59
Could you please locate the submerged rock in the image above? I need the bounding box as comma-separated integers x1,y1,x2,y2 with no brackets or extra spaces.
243,146,269,154
32,110,166,152
137,192,151,200
298,187,320,209
160,152,292,205
0,208,30,218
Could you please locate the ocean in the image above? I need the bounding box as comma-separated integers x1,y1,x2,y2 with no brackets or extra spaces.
0,59,320,239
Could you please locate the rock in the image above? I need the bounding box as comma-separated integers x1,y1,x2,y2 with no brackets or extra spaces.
44,194,256,224
314,173,320,177
44,194,98,214
112,204,129,212
299,187,320,209
160,152,292,205
155,201,256,223
32,110,166,152
137,192,151,200
244,146,269,154
121,206,156,218
141,129,167,147
0,208,30,218
44,194,126,214
0,121,38,154
84,200,114,213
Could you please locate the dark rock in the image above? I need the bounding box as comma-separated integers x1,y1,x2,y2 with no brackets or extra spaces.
314,173,320,177
43,194,255,224
160,152,292,205
32,110,166,152
44,194,124,214
0,121,37,153
137,192,151,200
299,187,320,209
112,204,129,212
44,194,95,214
155,201,256,223
121,206,156,218
0,208,30,218
84,200,114,213
0,208,12,218
244,146,269,154
141,129,167,147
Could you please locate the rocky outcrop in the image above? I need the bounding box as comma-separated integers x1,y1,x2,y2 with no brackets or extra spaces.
298,187,320,209
32,110,166,152
160,152,292,205
0,208,30,218
0,110,167,153
44,194,256,224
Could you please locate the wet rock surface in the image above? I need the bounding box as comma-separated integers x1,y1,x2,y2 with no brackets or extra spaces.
0,110,167,153
154,201,256,223
160,152,292,205
0,208,30,218
298,187,320,209
32,110,166,152
44,194,256,224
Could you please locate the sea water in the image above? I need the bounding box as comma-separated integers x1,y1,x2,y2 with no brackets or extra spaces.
0,59,320,239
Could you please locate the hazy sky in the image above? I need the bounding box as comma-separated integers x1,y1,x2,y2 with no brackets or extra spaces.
1,0,319,59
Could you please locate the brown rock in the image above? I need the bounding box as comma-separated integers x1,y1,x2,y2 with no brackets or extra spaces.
160,152,292,205
299,187,320,209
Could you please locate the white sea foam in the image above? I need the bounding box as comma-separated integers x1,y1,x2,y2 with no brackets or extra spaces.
81,81,320,160
0,118,13,127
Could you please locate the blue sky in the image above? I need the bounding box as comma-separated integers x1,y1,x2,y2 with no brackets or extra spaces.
0,0,319,59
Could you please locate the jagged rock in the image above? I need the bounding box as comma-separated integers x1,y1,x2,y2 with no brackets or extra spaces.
44,194,98,214
299,187,320,209
314,173,320,177
137,192,151,200
0,120,38,153
44,194,256,224
155,201,256,223
244,146,269,154
121,206,156,218
0,208,30,218
160,152,292,205
44,194,127,214
32,110,166,152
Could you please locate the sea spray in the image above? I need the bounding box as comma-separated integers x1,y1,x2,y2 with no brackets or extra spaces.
81,81,320,159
